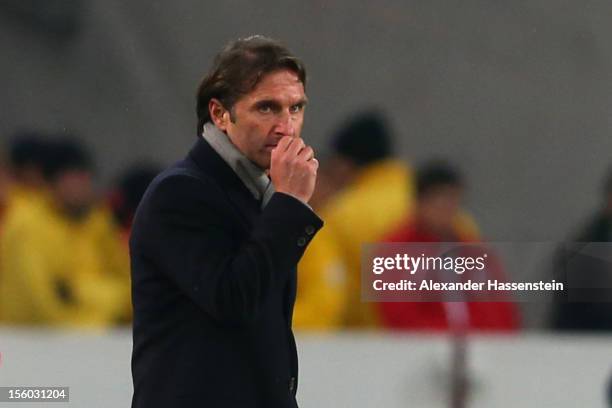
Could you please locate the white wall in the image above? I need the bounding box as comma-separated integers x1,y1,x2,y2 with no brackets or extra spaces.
1,328,610,407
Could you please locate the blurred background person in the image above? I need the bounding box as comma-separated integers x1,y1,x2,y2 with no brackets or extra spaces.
107,163,162,245
0,149,11,231
317,110,414,328
550,166,612,331
0,132,52,320
293,159,348,330
6,132,52,208
378,160,520,331
385,160,478,242
0,136,130,327
0,150,10,318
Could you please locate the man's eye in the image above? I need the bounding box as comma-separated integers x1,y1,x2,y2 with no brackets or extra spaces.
258,105,272,113
290,104,303,113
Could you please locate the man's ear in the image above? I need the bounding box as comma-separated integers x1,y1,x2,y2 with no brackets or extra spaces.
209,98,230,131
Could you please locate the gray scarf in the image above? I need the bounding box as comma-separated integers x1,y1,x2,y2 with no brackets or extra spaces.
201,122,275,208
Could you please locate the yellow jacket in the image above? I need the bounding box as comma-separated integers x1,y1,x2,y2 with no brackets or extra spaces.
7,184,48,209
321,159,481,328
322,159,413,328
0,197,130,328
0,183,49,318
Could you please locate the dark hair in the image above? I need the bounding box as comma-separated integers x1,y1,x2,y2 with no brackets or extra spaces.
9,131,51,170
43,137,93,181
331,110,392,166
110,163,162,228
196,35,307,135
416,160,463,198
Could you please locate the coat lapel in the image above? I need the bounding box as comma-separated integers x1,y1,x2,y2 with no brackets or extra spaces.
186,138,261,228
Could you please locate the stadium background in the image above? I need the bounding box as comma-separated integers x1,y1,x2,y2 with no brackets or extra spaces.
1,1,612,407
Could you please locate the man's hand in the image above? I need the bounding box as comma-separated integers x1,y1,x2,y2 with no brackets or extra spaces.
270,136,318,204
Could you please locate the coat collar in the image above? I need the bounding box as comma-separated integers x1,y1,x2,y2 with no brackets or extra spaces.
200,123,271,202
186,137,261,226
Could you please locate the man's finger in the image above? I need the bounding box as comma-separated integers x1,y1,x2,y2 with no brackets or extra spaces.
298,146,315,161
276,136,293,152
309,158,319,172
286,137,305,157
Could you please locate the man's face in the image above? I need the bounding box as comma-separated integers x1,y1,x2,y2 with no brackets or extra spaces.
419,185,463,234
52,169,94,220
215,69,307,169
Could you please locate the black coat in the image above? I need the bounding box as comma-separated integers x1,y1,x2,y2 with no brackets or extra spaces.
130,137,323,407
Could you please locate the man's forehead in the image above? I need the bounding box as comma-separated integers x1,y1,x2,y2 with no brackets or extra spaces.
246,70,306,101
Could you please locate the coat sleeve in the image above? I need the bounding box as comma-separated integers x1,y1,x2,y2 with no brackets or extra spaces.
130,173,323,326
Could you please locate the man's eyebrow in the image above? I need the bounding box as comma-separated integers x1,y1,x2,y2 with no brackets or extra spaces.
252,98,308,108
253,99,282,108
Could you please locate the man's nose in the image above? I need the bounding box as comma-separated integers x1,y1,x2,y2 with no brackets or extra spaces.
274,111,296,137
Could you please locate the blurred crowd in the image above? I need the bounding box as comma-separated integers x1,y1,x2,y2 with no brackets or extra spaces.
1,112,612,332
293,111,519,333
293,110,612,333
0,131,160,328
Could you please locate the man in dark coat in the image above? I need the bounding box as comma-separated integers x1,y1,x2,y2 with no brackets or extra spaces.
130,36,322,408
